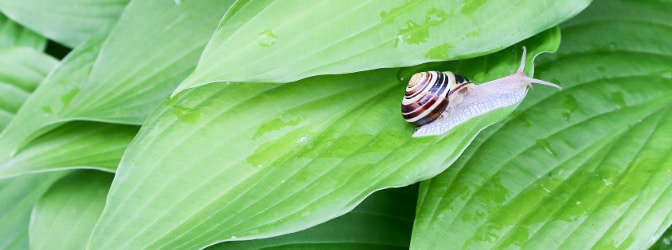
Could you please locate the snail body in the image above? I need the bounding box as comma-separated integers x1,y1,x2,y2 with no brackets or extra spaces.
402,46,562,137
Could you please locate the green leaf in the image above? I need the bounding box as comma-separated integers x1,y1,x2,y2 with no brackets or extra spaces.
0,122,138,177
411,0,672,249
175,0,590,94
89,32,559,249
0,47,57,131
0,13,46,50
30,171,113,250
210,185,417,249
0,36,137,179
0,29,107,157
0,172,68,250
0,0,129,47
0,0,234,159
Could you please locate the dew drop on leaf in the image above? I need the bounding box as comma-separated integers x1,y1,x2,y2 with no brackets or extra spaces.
42,106,52,114
256,30,278,47
172,105,200,125
562,95,578,121
535,139,557,157
60,88,79,106
610,92,626,109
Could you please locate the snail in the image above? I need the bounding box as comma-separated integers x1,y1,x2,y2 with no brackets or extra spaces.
402,46,562,137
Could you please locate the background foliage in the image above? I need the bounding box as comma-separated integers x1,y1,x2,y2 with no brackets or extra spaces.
0,0,670,249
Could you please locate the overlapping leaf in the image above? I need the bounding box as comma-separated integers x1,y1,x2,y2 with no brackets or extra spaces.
0,172,68,250
89,33,559,249
0,0,234,177
0,47,56,131
411,0,672,249
30,171,113,250
0,47,134,178
175,0,590,93
0,13,46,50
0,0,129,47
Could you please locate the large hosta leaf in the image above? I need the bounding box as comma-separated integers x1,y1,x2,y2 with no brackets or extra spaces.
0,172,68,250
0,13,46,50
30,171,113,250
0,0,129,47
411,0,672,249
175,0,590,93
89,33,559,249
211,185,417,249
0,47,57,131
0,0,233,164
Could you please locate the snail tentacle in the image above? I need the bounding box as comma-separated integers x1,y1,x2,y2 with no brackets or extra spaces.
516,46,562,90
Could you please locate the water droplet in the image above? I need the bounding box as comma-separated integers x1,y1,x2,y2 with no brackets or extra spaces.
396,8,448,47
380,1,419,24
256,30,278,47
611,92,626,109
541,184,551,193
425,8,448,25
596,66,606,72
562,95,578,121
172,105,200,125
660,70,672,79
61,88,80,106
397,20,426,45
296,135,309,143
230,236,237,240
253,116,303,139
463,28,481,39
518,116,532,128
460,0,486,15
602,178,613,186
42,106,52,114
535,139,557,156
396,67,418,83
425,42,452,59
576,201,582,205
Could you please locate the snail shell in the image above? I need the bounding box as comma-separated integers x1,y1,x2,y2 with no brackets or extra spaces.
403,46,562,137
401,71,473,126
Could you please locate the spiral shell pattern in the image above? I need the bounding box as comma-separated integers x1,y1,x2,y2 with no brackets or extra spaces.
401,71,471,126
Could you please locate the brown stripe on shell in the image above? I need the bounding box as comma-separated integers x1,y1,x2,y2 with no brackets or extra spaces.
404,72,434,100
402,72,448,118
401,71,458,125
